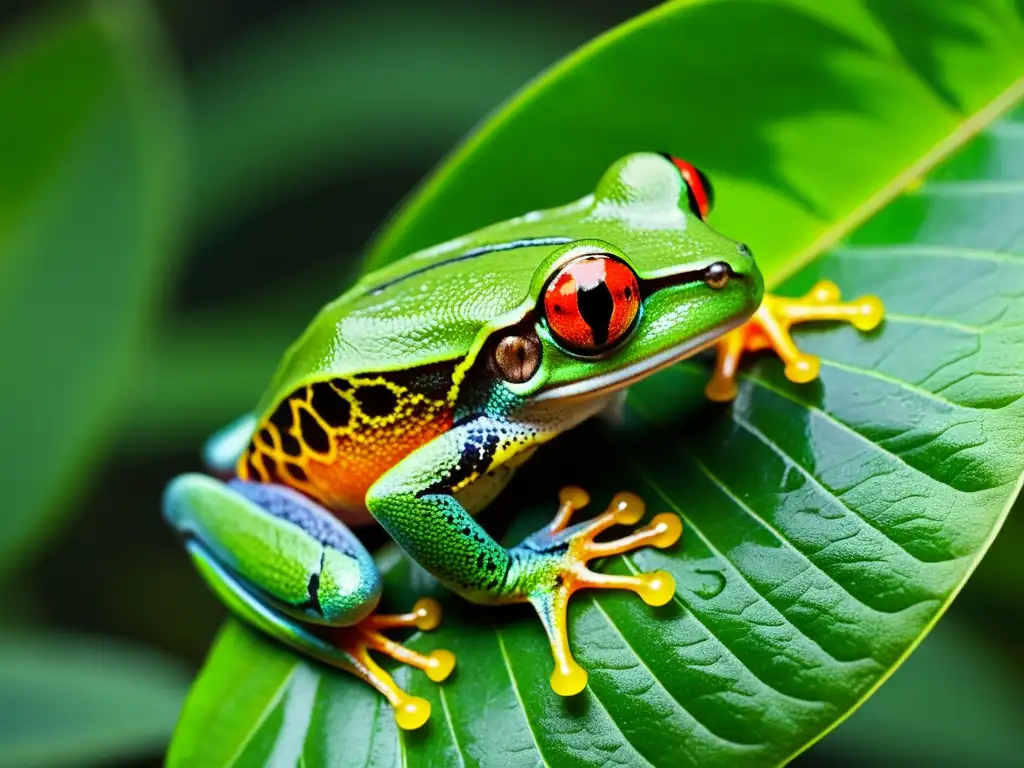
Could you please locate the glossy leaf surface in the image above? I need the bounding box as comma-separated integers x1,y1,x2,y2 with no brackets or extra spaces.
0,2,184,577
171,1,1024,765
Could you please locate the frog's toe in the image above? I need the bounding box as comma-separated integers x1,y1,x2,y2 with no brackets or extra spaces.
514,489,682,697
706,281,885,401
330,597,455,730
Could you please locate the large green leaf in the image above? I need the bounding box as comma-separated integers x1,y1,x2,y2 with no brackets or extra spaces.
0,1,185,576
0,632,190,767
366,0,1024,283
171,1,1024,765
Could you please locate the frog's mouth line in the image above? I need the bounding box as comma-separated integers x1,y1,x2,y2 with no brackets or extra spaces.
531,316,746,403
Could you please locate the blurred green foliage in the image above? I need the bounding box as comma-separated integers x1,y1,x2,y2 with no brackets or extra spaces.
0,1,1021,766
0,2,184,580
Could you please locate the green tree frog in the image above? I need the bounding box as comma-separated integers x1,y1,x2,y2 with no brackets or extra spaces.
164,153,883,730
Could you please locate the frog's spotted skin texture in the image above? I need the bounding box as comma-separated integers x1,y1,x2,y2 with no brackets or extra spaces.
239,367,456,515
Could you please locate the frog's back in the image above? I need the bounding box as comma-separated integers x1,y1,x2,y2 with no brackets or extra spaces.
260,234,574,412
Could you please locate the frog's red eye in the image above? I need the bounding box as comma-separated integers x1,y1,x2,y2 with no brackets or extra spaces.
663,154,714,220
543,255,640,353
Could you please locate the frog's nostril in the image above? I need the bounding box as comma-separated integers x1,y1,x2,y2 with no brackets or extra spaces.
737,243,752,259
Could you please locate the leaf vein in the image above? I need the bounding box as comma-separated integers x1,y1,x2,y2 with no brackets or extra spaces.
730,411,928,563
745,374,952,488
626,459,864,684
818,358,973,411
495,629,551,768
834,244,1023,266
437,680,466,767
589,597,764,750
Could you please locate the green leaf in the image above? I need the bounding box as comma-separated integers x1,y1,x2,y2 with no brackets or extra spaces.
0,632,190,767
0,2,185,576
192,6,604,236
172,1,1024,765
366,0,1024,283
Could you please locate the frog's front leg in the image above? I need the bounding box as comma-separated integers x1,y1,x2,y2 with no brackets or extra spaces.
164,475,454,730
366,419,682,696
706,280,885,401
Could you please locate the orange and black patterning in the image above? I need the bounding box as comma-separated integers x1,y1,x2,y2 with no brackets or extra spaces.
238,366,456,515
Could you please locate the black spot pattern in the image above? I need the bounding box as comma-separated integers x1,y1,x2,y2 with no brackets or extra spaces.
421,430,501,496
269,404,302,457
307,571,320,603
264,456,282,482
357,384,398,418
298,409,330,454
310,381,352,427
246,456,262,480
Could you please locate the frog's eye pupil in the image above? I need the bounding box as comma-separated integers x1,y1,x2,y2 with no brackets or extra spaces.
661,154,714,220
543,255,641,354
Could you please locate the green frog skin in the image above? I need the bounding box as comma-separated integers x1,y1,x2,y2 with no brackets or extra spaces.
164,153,884,730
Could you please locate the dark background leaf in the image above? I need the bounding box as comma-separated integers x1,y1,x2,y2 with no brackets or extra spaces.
0,633,189,768
0,2,185,578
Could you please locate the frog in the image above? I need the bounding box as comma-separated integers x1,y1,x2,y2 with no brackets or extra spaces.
164,152,883,730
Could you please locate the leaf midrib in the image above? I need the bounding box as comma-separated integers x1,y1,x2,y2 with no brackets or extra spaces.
773,73,1024,288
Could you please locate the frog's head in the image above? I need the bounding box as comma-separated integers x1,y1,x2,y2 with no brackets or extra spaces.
484,152,763,403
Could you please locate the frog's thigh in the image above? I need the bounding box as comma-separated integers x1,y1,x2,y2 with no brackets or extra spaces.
163,473,381,626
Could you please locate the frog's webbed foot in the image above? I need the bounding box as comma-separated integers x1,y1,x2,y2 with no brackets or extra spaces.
329,598,455,731
706,280,884,402
509,488,682,696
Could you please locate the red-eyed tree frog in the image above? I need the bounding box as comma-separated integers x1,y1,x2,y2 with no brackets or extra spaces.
164,153,883,730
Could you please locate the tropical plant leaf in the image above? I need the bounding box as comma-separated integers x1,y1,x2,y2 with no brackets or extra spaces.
366,0,1024,284
0,1,185,578
0,632,190,767
170,1,1024,765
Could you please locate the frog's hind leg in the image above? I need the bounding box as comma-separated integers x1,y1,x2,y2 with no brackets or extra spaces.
511,487,682,696
706,280,884,402
186,541,450,730
164,474,453,730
